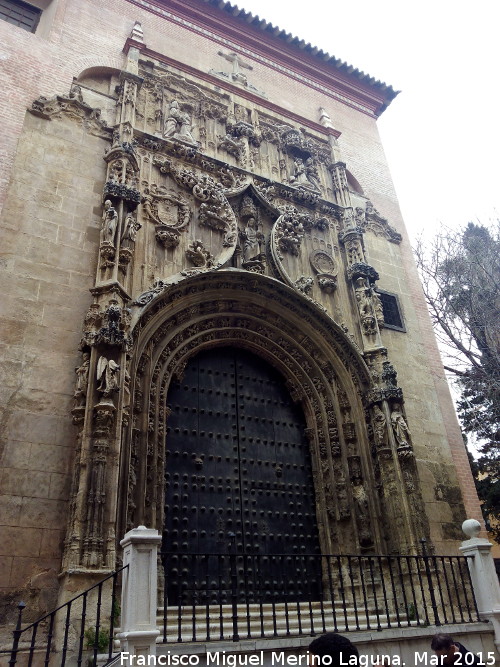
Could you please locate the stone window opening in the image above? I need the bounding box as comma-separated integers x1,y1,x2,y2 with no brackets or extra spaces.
376,289,406,331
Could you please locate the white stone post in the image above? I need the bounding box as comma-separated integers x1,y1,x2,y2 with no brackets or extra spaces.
459,519,500,652
118,526,161,663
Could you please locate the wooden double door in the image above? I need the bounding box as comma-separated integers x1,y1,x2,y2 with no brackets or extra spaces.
163,347,321,604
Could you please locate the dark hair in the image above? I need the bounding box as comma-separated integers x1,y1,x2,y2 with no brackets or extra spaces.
309,633,359,665
431,634,455,651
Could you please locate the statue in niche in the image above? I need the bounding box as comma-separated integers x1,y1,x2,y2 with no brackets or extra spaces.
108,161,123,184
372,290,385,326
163,100,195,144
355,207,366,226
96,356,120,398
372,404,387,444
240,216,262,261
391,403,411,447
101,200,118,246
355,280,372,317
289,157,309,187
352,484,373,547
305,157,321,190
74,352,90,406
125,164,137,189
121,212,141,243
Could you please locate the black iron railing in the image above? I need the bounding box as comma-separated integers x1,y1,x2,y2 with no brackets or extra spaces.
3,565,127,666
159,551,480,643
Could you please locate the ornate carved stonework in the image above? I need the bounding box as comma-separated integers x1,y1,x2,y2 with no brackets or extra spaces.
31,84,111,139
163,99,197,145
363,201,402,243
310,249,338,293
143,186,191,248
36,40,437,575
185,239,214,268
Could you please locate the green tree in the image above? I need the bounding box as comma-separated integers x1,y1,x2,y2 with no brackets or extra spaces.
415,221,500,537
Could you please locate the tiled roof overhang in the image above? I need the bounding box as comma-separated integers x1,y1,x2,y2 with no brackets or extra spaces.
126,0,399,117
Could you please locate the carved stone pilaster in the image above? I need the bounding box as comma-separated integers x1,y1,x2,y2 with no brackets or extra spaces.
116,71,143,128
82,399,116,568
327,161,350,207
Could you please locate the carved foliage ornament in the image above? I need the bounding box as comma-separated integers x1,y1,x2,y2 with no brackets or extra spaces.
273,206,305,258
153,157,237,249
185,240,214,268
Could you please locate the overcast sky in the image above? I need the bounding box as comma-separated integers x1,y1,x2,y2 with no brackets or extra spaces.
232,0,500,239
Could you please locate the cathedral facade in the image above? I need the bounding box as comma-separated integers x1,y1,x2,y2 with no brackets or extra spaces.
0,0,481,619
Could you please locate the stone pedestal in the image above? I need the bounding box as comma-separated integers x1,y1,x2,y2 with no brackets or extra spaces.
118,526,161,663
459,519,500,653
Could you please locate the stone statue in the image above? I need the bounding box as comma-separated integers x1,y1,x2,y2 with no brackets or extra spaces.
163,100,181,137
74,352,90,405
372,404,386,444
240,216,260,260
96,356,120,398
289,157,309,186
391,403,411,447
355,283,372,317
163,100,195,144
372,290,385,326
101,200,118,246
121,212,141,242
305,157,321,190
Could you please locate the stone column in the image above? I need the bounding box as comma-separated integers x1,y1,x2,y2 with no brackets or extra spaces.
459,518,500,652
118,526,161,662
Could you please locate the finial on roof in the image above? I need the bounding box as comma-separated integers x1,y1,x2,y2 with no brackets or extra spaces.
130,21,144,43
319,107,334,130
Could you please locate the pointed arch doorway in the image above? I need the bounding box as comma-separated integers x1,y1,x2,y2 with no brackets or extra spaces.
163,346,322,604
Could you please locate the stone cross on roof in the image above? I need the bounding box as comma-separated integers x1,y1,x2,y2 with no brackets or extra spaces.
217,50,253,85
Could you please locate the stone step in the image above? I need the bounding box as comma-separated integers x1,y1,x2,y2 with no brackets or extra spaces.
157,603,411,642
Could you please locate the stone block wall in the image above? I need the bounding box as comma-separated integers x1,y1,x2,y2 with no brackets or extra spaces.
0,106,107,607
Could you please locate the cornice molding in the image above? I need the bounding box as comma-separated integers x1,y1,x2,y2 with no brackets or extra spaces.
124,0,397,117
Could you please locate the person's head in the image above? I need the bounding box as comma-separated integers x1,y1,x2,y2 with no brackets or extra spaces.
430,634,458,665
309,633,359,666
